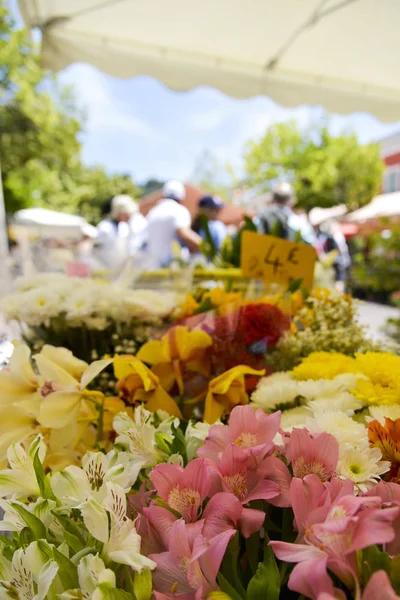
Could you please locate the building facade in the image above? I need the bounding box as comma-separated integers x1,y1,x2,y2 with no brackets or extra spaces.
380,132,400,194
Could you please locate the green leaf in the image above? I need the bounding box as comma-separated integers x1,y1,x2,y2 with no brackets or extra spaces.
97,584,133,600
221,534,246,598
199,214,218,260
52,545,79,590
390,555,400,594
193,296,214,315
10,503,47,540
33,449,56,501
170,424,187,463
19,527,36,546
63,531,85,554
154,432,172,454
286,278,303,294
217,572,244,600
245,532,261,574
361,545,391,587
133,569,152,600
247,560,280,600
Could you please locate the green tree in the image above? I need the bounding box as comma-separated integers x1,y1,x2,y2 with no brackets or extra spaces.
0,2,137,222
244,120,384,212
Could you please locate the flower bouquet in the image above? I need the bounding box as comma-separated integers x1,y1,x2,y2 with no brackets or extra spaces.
1,274,178,362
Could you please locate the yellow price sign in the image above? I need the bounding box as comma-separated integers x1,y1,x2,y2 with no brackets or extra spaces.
241,231,317,290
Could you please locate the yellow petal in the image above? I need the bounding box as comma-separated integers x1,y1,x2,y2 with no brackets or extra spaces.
185,357,210,378
8,344,37,386
151,363,176,392
114,355,136,380
40,345,88,379
204,390,225,424
174,327,212,361
38,390,82,428
34,354,79,388
145,388,182,418
209,366,265,395
81,358,113,390
0,371,38,406
137,340,170,365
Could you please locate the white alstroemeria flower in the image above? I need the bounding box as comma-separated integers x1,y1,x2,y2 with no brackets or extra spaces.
80,483,156,573
50,450,141,507
185,421,212,460
34,350,112,429
0,498,58,536
0,436,46,498
113,407,163,469
60,554,116,600
0,544,58,600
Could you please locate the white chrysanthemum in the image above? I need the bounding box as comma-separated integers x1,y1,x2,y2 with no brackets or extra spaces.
366,404,400,425
63,291,95,321
280,406,313,431
20,288,62,325
296,378,345,400
336,442,390,492
251,372,301,412
308,392,363,416
306,411,366,445
333,372,367,389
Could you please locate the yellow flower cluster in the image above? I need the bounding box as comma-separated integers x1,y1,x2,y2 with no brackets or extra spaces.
293,351,400,406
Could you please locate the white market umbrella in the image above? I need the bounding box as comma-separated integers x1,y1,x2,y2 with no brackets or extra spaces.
346,192,400,222
18,0,400,122
309,204,348,226
12,208,97,240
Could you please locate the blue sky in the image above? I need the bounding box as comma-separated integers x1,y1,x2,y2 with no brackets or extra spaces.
10,1,400,185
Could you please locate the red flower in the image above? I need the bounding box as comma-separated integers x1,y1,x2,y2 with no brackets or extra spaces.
240,303,290,347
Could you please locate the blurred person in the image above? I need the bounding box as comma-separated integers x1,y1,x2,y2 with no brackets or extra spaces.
192,195,227,251
258,182,316,245
146,180,201,268
318,219,351,292
96,195,147,267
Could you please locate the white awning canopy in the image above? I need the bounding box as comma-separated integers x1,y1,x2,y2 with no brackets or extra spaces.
12,208,97,239
346,192,400,222
18,0,400,122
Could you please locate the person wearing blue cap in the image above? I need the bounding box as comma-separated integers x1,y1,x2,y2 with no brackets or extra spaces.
193,195,227,251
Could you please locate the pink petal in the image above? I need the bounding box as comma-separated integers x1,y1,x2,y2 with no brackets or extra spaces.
180,458,211,500
202,492,242,538
286,429,338,480
151,463,184,501
349,506,400,552
144,506,177,549
362,570,400,600
290,475,328,535
218,444,248,477
197,424,231,462
258,455,292,507
288,558,333,600
365,481,400,504
269,541,325,563
168,520,204,558
228,405,258,437
190,529,236,594
154,594,195,600
239,507,265,538
150,550,194,595
326,477,354,502
244,478,280,503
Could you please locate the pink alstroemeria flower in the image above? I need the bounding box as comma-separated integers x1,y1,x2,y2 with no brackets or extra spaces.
285,428,339,482
270,495,400,600
151,458,213,522
257,454,292,507
318,570,400,600
202,491,264,539
150,518,235,600
213,444,280,504
365,480,400,556
290,475,355,538
198,405,281,464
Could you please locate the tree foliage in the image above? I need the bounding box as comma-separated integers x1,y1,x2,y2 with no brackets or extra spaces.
244,121,384,212
0,3,137,222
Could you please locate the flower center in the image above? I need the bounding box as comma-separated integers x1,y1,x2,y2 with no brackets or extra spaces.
293,457,332,482
168,486,202,522
223,472,248,501
235,432,258,448
40,380,58,397
349,464,361,475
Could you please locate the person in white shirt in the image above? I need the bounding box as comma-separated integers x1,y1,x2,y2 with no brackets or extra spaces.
146,181,201,268
96,195,147,268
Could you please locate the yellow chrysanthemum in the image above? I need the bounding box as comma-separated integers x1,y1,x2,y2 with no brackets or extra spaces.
292,351,359,381
203,287,241,309
352,353,400,406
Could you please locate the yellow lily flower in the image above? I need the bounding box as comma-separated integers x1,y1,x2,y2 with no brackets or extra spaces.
114,355,182,418
137,326,212,395
204,365,265,424
0,344,40,414
179,293,200,318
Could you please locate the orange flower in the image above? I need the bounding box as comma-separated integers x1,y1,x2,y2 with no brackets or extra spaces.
368,417,400,466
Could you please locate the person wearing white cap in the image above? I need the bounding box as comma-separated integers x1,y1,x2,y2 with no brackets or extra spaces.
145,180,202,268
96,194,148,268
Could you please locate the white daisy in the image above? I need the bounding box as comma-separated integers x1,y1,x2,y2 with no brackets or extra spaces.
251,372,301,412
366,404,400,425
308,392,363,416
306,411,366,445
336,442,390,492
